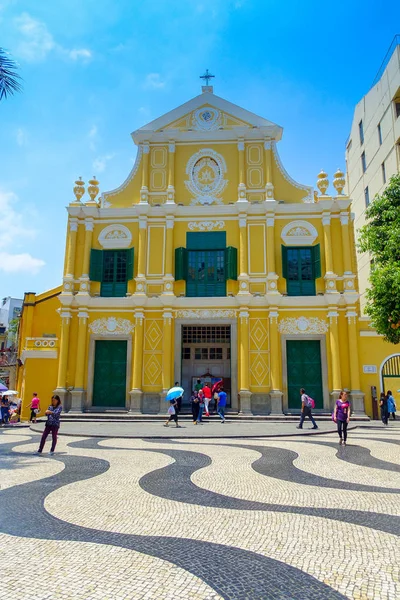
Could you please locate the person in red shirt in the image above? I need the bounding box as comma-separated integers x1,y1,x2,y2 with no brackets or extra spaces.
202,383,212,417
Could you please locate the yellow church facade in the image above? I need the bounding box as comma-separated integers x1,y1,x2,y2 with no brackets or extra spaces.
16,86,400,419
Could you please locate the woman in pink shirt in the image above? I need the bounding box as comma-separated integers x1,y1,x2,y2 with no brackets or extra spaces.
30,393,40,423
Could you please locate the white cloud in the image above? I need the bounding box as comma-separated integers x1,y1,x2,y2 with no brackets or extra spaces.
14,13,92,63
15,12,55,61
92,154,115,173
16,127,28,146
143,73,165,90
68,48,92,61
0,252,45,274
0,190,45,274
88,125,98,151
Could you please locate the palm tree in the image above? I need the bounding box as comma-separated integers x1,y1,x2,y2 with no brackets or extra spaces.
0,48,23,101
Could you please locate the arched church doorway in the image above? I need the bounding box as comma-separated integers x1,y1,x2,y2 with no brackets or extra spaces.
380,354,400,407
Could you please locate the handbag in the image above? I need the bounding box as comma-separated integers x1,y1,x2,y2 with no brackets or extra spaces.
34,408,39,414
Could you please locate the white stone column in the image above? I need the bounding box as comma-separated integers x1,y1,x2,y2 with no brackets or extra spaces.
266,215,279,295
167,141,175,204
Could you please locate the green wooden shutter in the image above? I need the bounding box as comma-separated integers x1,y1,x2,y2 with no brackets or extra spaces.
225,246,238,280
89,249,103,281
175,247,188,281
281,245,288,279
126,247,134,281
313,244,321,278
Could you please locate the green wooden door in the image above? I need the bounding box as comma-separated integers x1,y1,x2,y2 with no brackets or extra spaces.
186,250,226,297
287,340,323,410
92,340,127,407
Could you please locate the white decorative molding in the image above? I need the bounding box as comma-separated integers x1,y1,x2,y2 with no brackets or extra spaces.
101,145,143,205
188,220,225,231
322,215,331,226
21,350,57,361
98,224,133,249
143,142,150,154
281,220,318,246
85,218,94,232
185,148,227,205
168,142,175,153
69,219,78,232
139,216,148,229
271,141,313,202
264,140,272,150
340,212,349,226
32,338,57,348
176,309,235,319
89,317,134,336
278,316,328,335
192,107,222,131
166,216,175,229
238,140,245,151
266,217,275,227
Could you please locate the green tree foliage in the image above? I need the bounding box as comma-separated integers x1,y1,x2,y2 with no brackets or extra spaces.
7,317,20,347
0,48,23,101
358,174,400,343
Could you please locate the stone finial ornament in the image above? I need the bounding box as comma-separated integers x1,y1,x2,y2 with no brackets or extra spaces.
313,190,319,203
317,170,329,196
73,177,85,202
333,168,345,196
88,176,100,202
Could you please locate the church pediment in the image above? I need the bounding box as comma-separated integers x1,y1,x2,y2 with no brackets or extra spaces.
132,91,283,143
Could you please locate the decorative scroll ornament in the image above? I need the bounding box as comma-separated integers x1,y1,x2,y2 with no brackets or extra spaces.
281,220,318,246
89,317,134,335
98,224,132,249
188,221,225,231
278,317,328,335
176,309,235,319
185,148,227,205
192,107,222,131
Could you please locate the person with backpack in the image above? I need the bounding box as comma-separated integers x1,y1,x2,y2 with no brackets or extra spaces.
386,390,396,420
380,392,389,425
296,388,318,430
333,390,351,445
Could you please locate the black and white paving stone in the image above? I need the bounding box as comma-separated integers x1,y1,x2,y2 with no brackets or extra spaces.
1,426,400,599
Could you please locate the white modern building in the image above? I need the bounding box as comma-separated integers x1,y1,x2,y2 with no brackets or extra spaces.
0,296,23,349
346,35,400,311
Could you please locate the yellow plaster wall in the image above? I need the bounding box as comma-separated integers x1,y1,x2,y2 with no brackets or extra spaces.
147,224,165,277
248,312,270,392
248,223,266,276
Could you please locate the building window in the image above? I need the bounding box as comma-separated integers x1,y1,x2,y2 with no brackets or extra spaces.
378,122,382,145
195,348,209,360
361,151,367,173
281,245,321,296
89,248,134,297
182,347,191,360
382,161,386,184
182,326,230,344
359,120,364,145
364,186,370,207
395,101,400,119
210,348,223,360
175,233,237,297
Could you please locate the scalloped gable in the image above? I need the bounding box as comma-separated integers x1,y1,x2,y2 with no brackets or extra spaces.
132,91,283,142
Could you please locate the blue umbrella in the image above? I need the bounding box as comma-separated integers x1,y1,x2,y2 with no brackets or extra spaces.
0,382,8,393
165,386,184,401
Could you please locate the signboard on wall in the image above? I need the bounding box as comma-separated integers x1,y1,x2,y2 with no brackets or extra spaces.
363,365,377,374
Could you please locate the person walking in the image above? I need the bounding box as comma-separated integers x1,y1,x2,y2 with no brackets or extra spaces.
191,390,200,424
164,399,179,428
37,395,62,454
387,390,396,420
333,390,351,445
197,390,205,424
1,394,10,426
380,392,389,425
296,388,318,430
202,383,212,417
217,386,227,423
173,382,182,415
29,392,40,423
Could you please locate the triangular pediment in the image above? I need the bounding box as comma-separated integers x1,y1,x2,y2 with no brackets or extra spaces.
132,91,283,143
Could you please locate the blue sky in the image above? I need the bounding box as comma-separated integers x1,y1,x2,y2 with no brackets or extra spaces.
1,0,399,299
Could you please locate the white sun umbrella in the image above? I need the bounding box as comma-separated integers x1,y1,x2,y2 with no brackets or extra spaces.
3,390,18,395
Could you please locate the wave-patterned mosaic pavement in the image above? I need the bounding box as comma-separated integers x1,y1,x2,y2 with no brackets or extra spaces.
1,427,400,599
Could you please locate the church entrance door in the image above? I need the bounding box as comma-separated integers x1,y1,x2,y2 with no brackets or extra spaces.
181,325,231,408
92,340,127,408
286,340,323,410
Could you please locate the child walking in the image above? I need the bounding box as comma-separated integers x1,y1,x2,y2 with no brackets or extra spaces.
164,399,180,428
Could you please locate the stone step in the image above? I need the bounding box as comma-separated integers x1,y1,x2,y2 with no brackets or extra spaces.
55,412,370,423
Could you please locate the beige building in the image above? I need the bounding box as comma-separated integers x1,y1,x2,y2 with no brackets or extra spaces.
346,35,400,311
